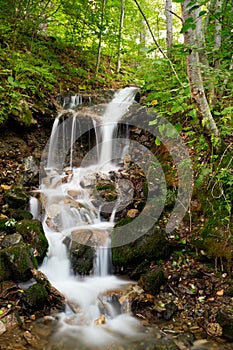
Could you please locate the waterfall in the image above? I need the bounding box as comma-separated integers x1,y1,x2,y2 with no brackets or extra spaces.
39,87,141,348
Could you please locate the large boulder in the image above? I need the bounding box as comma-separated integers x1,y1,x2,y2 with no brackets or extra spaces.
112,224,172,275
1,242,38,282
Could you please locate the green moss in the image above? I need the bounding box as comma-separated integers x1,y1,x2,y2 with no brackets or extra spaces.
112,226,171,268
139,268,166,295
2,242,37,282
24,283,49,310
16,219,48,261
96,184,115,191
0,252,11,282
8,209,33,221
3,185,28,209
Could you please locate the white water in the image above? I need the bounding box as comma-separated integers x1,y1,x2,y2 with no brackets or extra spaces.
39,87,141,347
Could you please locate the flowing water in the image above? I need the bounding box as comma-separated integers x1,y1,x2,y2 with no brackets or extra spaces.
39,87,142,348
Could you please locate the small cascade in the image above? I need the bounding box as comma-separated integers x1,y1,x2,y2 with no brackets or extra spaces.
39,87,141,348
29,196,39,220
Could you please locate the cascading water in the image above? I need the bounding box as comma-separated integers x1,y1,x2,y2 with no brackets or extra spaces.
39,87,142,348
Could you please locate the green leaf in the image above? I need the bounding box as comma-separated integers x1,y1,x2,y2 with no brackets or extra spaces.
198,10,207,17
155,137,161,146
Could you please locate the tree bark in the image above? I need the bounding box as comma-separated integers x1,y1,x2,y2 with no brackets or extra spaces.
116,0,126,73
96,0,107,74
181,0,220,142
165,0,173,57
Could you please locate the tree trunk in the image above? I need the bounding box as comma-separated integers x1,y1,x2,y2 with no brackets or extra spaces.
116,0,126,73
214,0,222,68
195,7,215,106
96,0,107,74
181,0,220,143
165,0,173,57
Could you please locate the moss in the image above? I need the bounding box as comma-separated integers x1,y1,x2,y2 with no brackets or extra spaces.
0,252,11,282
16,219,48,261
139,268,166,295
96,184,115,191
8,209,33,221
23,283,49,311
112,226,171,269
2,242,38,282
3,184,28,209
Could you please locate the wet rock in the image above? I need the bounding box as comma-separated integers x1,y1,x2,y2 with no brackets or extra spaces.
65,234,94,275
20,283,49,313
216,307,233,340
112,225,172,273
1,242,37,282
94,314,106,325
139,268,166,296
7,208,33,221
22,155,39,186
16,219,48,262
31,269,65,312
3,184,28,209
0,252,11,282
1,233,24,248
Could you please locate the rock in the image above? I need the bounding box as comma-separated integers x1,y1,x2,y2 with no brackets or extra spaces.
112,225,172,273
22,155,39,185
3,184,28,209
16,219,48,262
0,321,6,335
0,252,11,282
31,269,65,312
94,314,106,325
21,283,49,313
162,301,178,320
216,307,233,340
64,233,94,275
7,209,33,221
1,242,37,282
1,233,24,248
126,209,139,218
139,268,166,296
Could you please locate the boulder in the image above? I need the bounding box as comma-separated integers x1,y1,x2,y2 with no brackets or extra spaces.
3,184,28,209
216,307,233,341
1,242,37,282
112,225,172,273
16,219,48,262
139,268,167,295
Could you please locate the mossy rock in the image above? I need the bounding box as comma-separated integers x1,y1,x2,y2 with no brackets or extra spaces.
139,268,166,295
0,252,11,282
70,244,94,275
3,185,28,209
217,307,233,341
7,209,33,221
112,225,172,272
2,233,24,248
21,283,49,313
2,242,38,282
16,219,48,262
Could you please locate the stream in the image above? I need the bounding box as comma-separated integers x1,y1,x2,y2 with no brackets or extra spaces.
38,87,145,349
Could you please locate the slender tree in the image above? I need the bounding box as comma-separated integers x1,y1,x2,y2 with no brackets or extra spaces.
96,0,107,74
165,0,173,57
181,0,220,144
116,0,126,73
